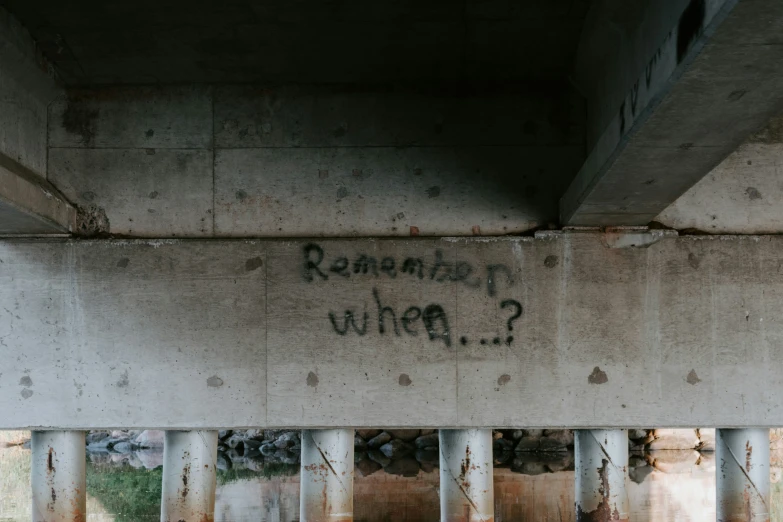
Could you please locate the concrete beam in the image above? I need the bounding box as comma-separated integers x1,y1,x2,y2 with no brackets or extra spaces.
0,153,76,234
2,233,783,428
561,0,783,225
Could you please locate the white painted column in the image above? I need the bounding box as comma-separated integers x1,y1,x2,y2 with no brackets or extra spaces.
574,429,629,522
716,428,770,522
439,429,493,522
300,429,354,522
161,430,218,522
31,431,86,522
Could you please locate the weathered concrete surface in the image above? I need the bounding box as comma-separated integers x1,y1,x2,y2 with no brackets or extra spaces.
2,233,783,429
657,117,783,233
562,0,783,225
47,85,583,237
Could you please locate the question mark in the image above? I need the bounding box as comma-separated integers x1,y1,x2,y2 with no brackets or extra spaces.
500,299,522,333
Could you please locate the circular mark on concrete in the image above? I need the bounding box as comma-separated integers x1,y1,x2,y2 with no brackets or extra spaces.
587,366,608,385
497,374,511,386
148,191,159,199
245,257,263,271
544,255,559,268
117,257,129,268
19,376,32,387
307,371,319,387
20,389,33,399
207,375,224,388
398,374,412,386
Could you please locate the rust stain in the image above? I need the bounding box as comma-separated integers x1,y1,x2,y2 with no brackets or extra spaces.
47,447,55,473
746,441,753,473
181,463,190,498
576,459,628,522
587,366,608,385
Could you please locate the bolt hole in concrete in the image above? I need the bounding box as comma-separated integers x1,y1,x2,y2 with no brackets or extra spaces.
4,429,783,520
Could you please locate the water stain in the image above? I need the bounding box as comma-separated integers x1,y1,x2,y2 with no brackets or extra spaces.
544,255,558,268
687,253,700,269
497,374,511,386
426,186,440,198
19,376,32,387
398,374,412,386
117,258,129,268
307,371,319,387
116,370,129,388
207,375,224,388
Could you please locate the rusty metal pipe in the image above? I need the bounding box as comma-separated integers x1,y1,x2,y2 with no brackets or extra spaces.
439,429,494,522
716,428,769,522
31,430,86,522
161,430,218,522
300,429,354,522
575,429,629,522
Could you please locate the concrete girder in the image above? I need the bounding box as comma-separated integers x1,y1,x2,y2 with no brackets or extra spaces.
562,0,783,225
2,233,783,428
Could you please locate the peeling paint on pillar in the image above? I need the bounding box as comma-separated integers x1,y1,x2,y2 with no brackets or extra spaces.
161,430,218,522
300,429,354,522
439,429,494,522
575,430,629,522
716,428,770,522
31,431,86,522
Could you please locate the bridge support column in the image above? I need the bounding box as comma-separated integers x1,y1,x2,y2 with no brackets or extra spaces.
300,429,354,522
575,429,628,522
161,430,218,522
31,430,86,522
716,428,770,521
439,429,493,522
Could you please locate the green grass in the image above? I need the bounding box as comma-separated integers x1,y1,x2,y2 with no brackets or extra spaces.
86,464,163,521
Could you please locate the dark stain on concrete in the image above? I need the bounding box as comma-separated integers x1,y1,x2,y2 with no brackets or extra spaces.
116,370,129,388
21,389,33,399
207,375,224,387
148,191,159,199
588,366,608,385
727,90,747,102
749,116,783,143
426,186,440,198
62,98,99,145
686,369,701,385
337,186,349,199
676,0,706,64
497,374,511,386
307,371,319,387
398,373,412,386
544,255,559,268
145,129,154,138
245,257,263,271
117,257,129,268
236,189,248,201
82,191,96,202
746,187,762,200
19,376,32,387
687,253,700,269
333,126,346,138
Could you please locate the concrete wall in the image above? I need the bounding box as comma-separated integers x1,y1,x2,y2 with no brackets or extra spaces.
2,233,782,429
47,85,584,237
657,114,783,233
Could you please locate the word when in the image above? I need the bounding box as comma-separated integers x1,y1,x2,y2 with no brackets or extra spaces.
303,243,514,297
329,288,451,347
